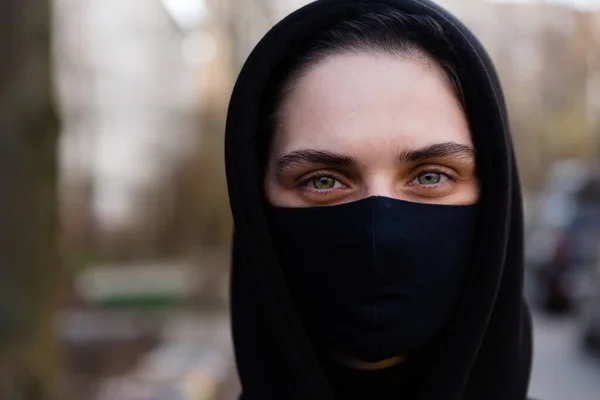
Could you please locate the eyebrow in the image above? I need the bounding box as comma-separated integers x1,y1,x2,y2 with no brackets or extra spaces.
276,149,360,174
275,142,475,175
399,142,475,163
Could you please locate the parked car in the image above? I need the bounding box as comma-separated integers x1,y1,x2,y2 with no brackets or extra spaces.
525,161,587,312
574,177,600,350
580,256,600,351
535,174,600,314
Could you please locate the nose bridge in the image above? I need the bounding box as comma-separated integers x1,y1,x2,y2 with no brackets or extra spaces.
364,172,396,199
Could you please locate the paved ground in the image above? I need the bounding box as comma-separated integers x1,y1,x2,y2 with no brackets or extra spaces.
74,308,600,400
529,311,600,400
87,311,235,400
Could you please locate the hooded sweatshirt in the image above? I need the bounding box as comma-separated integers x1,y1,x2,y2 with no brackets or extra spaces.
225,1,533,399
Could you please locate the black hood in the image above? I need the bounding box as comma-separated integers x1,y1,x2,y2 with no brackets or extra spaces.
225,1,532,399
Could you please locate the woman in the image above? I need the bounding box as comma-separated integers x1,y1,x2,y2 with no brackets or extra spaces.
225,1,532,399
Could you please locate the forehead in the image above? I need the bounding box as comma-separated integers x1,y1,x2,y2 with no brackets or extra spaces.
273,52,471,157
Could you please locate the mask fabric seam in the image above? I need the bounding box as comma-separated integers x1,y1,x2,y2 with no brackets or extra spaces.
371,198,379,359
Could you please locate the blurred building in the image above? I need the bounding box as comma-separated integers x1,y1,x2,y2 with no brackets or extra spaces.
55,0,202,233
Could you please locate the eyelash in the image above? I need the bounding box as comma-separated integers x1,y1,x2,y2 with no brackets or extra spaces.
300,171,348,192
299,167,456,192
408,167,456,188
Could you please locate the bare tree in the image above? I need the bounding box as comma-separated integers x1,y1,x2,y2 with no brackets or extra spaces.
0,0,64,399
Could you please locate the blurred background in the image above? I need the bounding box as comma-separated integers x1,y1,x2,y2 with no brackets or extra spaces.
1,0,599,399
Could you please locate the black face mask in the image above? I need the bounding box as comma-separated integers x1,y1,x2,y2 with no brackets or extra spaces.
266,196,477,363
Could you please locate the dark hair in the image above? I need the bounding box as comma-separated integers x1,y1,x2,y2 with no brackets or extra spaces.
259,9,465,169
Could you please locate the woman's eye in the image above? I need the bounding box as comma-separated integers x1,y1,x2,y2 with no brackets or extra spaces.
308,176,343,190
413,171,448,185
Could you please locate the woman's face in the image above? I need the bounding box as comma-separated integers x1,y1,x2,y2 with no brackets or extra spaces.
265,52,478,207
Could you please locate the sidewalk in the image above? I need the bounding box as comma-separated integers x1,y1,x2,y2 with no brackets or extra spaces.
90,311,237,400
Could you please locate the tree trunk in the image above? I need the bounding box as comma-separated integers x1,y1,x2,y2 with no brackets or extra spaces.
0,0,64,399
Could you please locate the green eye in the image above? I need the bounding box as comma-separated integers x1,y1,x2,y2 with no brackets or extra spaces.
311,176,337,189
417,172,442,185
